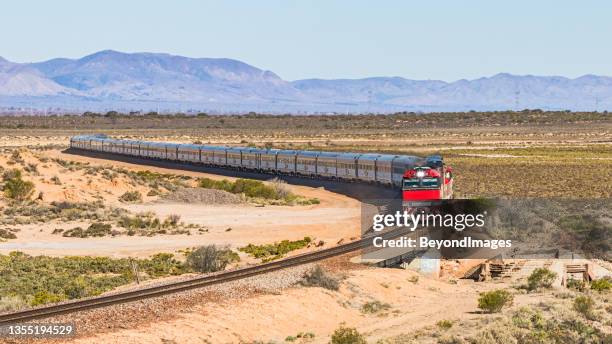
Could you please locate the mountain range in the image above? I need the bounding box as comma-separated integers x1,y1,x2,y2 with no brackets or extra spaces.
1,50,611,113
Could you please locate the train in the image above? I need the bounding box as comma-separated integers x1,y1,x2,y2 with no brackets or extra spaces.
70,135,453,205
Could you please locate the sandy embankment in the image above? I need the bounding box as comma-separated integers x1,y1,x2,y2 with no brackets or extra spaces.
0,149,362,258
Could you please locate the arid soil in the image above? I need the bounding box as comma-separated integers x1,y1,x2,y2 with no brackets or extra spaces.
1,114,610,344
0,148,361,258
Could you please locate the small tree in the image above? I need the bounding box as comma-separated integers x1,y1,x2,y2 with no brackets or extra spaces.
330,325,366,344
478,289,513,313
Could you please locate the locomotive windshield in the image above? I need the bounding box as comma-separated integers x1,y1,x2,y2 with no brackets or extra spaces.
402,176,440,189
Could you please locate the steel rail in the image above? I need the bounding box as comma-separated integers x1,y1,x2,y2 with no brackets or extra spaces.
0,226,408,325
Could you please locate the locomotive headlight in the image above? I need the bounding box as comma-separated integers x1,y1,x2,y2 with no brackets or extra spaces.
416,170,426,178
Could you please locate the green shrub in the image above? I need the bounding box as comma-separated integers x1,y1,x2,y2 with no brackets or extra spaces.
31,291,64,306
198,177,306,202
63,223,112,238
301,265,340,291
330,325,366,344
186,245,239,273
240,237,312,261
3,169,35,201
119,190,142,203
573,296,595,319
566,278,586,292
477,289,514,313
527,268,557,291
590,278,611,292
0,251,193,306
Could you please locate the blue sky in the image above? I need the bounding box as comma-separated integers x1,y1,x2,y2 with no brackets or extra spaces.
2,0,610,81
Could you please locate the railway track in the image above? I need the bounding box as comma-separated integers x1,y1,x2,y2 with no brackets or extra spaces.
0,150,403,324
0,227,409,325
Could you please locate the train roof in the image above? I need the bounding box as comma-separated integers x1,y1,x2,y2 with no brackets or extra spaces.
376,154,399,162
317,151,339,158
71,136,437,164
357,153,382,161
276,149,298,155
296,151,320,157
336,152,360,159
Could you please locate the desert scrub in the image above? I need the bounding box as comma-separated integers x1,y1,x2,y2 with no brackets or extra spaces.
527,268,557,291
0,228,18,240
119,190,143,203
285,332,315,342
2,168,35,201
62,223,112,238
477,289,514,313
361,300,391,314
117,212,194,236
1,200,126,225
300,265,340,291
573,295,596,320
124,170,188,191
566,278,587,292
0,251,189,308
590,277,611,292
437,320,454,330
198,177,318,205
330,325,366,344
239,237,312,261
186,245,240,273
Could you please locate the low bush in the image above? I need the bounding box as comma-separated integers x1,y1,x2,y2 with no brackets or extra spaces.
0,295,28,312
361,300,391,314
240,237,312,261
527,268,557,291
62,223,112,238
330,325,366,344
566,278,586,292
2,169,35,201
119,190,142,203
301,265,340,291
0,228,17,240
0,251,191,306
437,320,454,330
573,295,596,319
590,278,611,292
186,245,240,273
477,289,514,313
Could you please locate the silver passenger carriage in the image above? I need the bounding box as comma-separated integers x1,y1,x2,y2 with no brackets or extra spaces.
242,148,265,170
165,143,180,161
226,147,243,167
296,151,318,176
276,150,297,174
374,154,397,185
316,152,338,178
178,144,201,163
260,149,280,171
337,153,360,180
356,153,380,182
391,155,423,187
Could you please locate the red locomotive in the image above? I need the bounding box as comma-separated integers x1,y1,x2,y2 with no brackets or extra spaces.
402,156,453,208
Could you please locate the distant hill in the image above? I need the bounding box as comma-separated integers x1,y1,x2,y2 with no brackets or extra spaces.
1,50,611,113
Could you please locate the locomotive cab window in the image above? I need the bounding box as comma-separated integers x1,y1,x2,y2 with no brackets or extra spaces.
403,177,440,189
